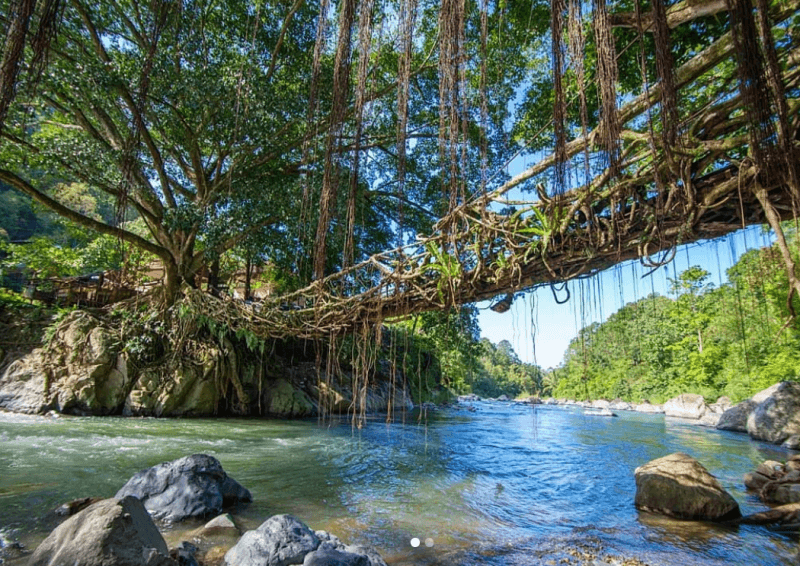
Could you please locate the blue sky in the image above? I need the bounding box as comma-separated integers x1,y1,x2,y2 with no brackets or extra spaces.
476,225,774,369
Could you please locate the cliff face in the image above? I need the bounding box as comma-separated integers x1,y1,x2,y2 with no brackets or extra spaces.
0,310,414,418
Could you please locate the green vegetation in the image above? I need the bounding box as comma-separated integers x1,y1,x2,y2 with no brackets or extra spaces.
549,232,800,404
387,307,544,402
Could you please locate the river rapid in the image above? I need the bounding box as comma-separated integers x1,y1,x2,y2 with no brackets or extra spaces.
0,401,798,565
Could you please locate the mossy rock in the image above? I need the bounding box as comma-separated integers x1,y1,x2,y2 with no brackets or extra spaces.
268,379,314,417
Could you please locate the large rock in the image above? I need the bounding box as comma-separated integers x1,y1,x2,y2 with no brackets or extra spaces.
663,394,707,420
302,543,369,566
267,378,315,417
225,515,320,566
747,381,800,444
0,351,49,413
41,311,130,415
633,402,664,414
29,496,175,566
708,396,733,414
115,454,251,523
716,400,757,432
124,362,218,417
0,311,130,415
634,453,741,521
225,516,386,566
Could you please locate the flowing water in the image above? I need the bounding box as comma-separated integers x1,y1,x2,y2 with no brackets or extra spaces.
0,401,798,565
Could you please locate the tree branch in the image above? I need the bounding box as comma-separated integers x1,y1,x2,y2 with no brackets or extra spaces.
0,169,169,260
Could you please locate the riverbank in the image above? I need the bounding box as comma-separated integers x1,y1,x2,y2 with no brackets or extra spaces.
457,384,800,450
0,307,426,420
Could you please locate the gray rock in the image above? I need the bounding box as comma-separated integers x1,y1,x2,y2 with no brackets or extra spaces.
115,454,251,523
709,396,733,414
747,381,800,444
225,515,320,566
716,400,756,432
0,353,49,414
633,402,664,414
664,394,707,420
302,543,368,566
170,542,200,566
634,452,741,521
225,516,387,566
341,545,388,566
29,496,175,566
699,413,721,427
752,382,783,404
784,435,800,450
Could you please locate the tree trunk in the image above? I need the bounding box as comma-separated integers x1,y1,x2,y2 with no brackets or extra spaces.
244,257,252,301
163,260,181,305
207,258,221,298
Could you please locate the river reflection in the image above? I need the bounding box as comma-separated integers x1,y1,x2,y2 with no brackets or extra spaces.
0,403,798,565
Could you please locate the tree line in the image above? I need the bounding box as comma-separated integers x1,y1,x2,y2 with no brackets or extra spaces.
548,231,800,404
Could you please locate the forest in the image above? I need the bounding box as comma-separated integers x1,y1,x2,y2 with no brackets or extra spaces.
549,229,800,403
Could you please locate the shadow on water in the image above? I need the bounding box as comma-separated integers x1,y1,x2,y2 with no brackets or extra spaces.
1,404,799,565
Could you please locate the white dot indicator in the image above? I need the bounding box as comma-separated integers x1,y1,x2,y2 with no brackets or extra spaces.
425,538,434,547
410,538,420,548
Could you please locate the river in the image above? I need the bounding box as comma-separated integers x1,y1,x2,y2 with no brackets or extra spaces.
0,401,798,565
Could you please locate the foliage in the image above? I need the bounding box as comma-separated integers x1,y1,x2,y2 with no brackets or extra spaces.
387,306,544,402
549,234,800,403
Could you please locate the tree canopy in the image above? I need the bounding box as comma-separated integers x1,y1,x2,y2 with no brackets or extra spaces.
0,0,798,311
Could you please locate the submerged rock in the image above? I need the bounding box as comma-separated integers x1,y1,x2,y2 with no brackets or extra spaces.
115,454,251,523
747,381,800,444
224,515,386,566
29,496,175,566
634,452,741,521
738,502,800,526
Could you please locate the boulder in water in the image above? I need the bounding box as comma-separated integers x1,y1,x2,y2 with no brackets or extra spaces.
302,543,370,566
747,381,800,444
716,400,756,432
633,402,664,414
29,496,175,566
634,452,741,521
224,515,386,566
663,394,708,420
115,454,251,523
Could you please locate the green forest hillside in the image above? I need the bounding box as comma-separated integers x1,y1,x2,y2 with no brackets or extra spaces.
549,231,800,404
